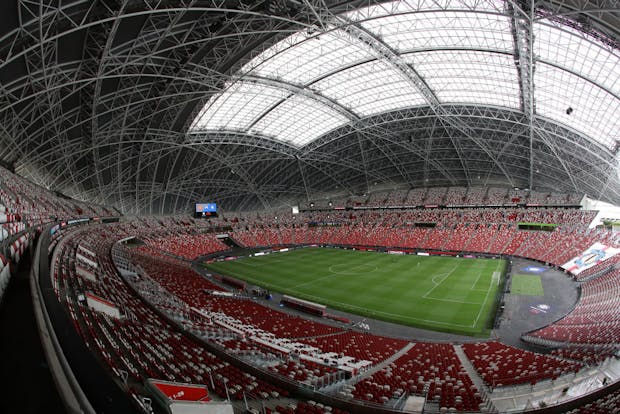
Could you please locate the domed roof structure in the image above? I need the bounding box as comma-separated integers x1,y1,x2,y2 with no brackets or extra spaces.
0,0,618,213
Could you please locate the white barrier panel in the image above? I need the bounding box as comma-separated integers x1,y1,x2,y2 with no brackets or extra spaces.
86,293,120,319
77,244,96,258
562,242,620,275
209,291,234,297
76,265,97,282
250,336,291,355
76,253,98,269
281,295,326,311
171,402,233,414
417,252,430,256
189,307,212,322
212,319,245,338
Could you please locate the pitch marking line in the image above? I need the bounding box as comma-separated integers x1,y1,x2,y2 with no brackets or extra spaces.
279,255,384,290
297,296,480,329
422,296,483,305
289,272,338,290
236,258,288,268
471,262,503,328
471,272,483,290
422,266,457,299
328,263,379,275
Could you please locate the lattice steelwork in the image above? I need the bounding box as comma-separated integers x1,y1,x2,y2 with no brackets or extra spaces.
0,0,617,215
404,51,521,108
536,63,620,150
312,60,426,116
191,81,290,131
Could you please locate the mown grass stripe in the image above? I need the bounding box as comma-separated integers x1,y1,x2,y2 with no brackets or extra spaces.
205,247,505,336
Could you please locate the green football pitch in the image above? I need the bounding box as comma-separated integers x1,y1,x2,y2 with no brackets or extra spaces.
204,247,506,336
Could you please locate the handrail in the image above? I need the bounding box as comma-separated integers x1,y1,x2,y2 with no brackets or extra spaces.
30,224,95,414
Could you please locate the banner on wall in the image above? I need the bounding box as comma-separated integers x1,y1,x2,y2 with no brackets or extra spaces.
561,242,620,275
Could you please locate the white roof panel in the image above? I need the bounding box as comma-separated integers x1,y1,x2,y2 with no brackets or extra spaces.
191,81,289,131
345,0,506,20
405,50,520,108
189,0,620,151
360,11,514,53
252,95,349,146
535,21,620,96
242,29,374,85
313,60,425,116
536,63,620,150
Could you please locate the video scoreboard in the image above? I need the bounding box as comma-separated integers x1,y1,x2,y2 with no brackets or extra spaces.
195,203,217,218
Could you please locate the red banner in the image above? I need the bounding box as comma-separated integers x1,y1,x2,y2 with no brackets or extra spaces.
151,380,209,402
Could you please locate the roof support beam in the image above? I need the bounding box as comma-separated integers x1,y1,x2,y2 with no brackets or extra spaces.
324,13,516,187
508,0,537,189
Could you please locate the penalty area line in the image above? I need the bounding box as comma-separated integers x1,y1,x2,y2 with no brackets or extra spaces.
422,266,457,299
471,262,503,328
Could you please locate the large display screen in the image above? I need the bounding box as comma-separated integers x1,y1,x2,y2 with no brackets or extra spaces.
195,203,217,213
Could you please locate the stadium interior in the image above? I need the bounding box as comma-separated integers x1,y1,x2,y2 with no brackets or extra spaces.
0,1,620,414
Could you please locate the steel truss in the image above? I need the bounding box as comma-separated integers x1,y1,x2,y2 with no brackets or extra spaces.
0,0,617,214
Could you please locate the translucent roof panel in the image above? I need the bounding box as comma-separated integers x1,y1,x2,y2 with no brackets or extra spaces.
191,81,289,131
535,63,620,150
405,51,520,108
241,29,374,85
345,0,506,20
535,21,620,96
359,10,514,53
312,60,426,116
189,0,620,151
252,95,349,146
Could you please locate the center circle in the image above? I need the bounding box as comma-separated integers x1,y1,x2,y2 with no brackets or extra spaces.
329,263,378,275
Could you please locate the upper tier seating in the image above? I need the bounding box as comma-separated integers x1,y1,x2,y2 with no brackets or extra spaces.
228,208,606,272
302,187,583,210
